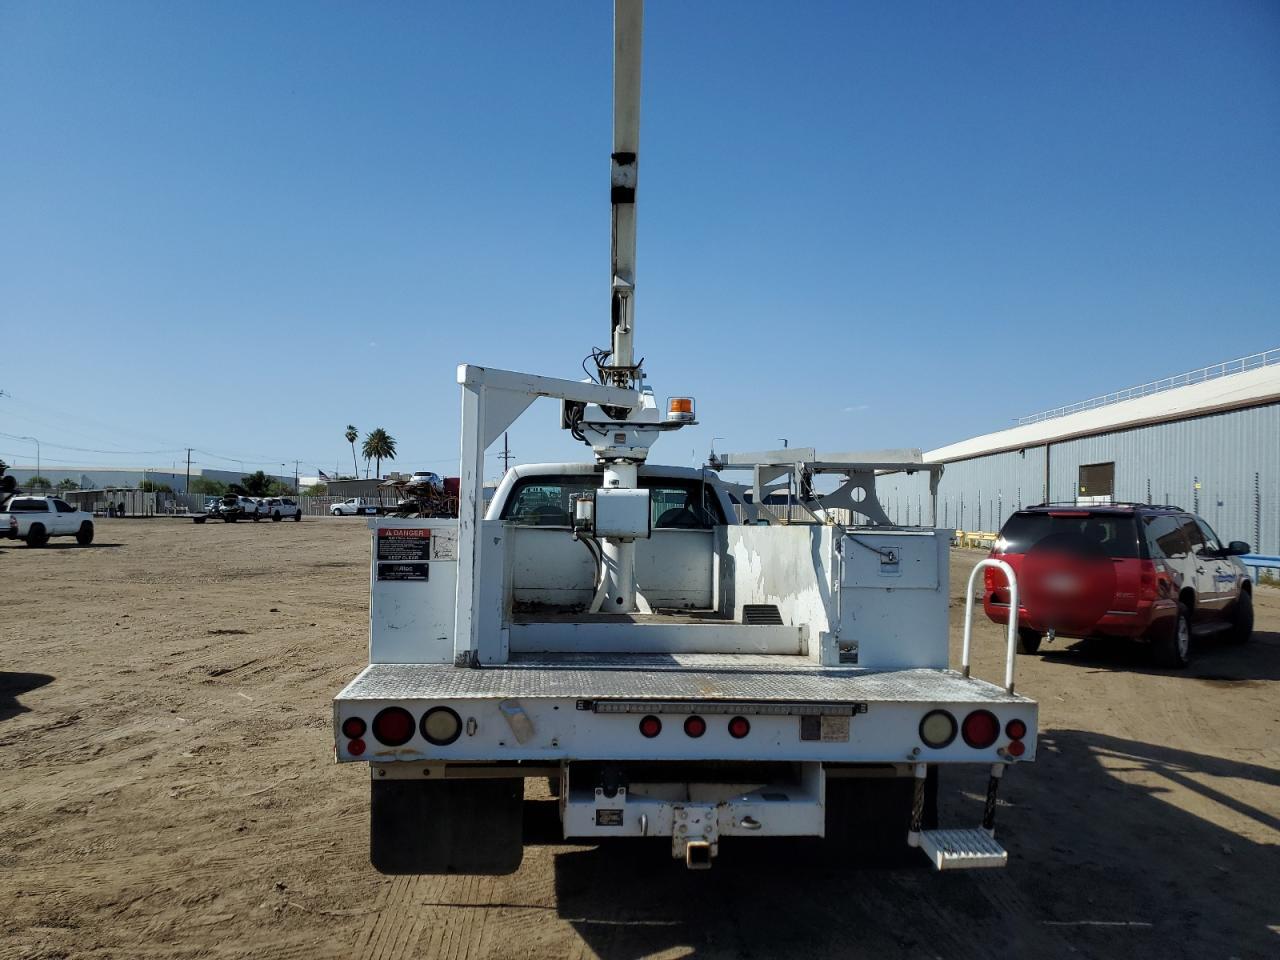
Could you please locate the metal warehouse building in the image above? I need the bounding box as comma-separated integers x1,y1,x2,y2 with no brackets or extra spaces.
879,351,1280,555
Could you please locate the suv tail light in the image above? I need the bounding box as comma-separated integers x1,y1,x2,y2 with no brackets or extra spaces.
1138,560,1158,601
984,567,998,592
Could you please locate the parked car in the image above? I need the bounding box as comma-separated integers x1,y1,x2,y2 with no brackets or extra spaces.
262,497,302,522
331,497,379,516
984,503,1253,667
219,494,263,522
0,495,95,547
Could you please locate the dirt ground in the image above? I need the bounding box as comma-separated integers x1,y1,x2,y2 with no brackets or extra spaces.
1,519,1276,960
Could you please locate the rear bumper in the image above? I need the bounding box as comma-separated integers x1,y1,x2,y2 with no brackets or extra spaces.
333,657,1038,766
983,595,1178,640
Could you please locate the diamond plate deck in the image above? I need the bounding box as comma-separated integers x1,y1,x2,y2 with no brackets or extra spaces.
337,655,1032,705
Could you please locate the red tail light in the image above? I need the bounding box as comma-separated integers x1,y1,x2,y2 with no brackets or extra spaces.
1007,740,1026,757
728,716,750,739
984,567,998,591
348,738,366,756
961,710,1000,749
341,716,366,739
639,715,662,738
1005,718,1027,740
1138,560,1158,601
683,716,707,738
371,707,415,746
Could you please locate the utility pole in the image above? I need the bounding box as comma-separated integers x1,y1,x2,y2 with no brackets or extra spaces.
293,460,301,492
499,432,513,476
185,448,192,495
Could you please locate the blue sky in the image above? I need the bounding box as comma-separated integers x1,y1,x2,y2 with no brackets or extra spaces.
2,1,1277,482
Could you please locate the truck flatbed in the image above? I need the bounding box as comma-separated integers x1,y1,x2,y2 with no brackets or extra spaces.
337,655,1033,706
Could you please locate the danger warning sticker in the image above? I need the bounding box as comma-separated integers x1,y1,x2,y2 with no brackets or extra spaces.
377,528,431,562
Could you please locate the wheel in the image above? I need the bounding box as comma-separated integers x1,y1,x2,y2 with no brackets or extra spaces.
75,521,94,546
225,515,237,523
1153,603,1192,668
1228,589,1253,644
1016,628,1042,655
370,778,523,875
293,511,302,522
331,509,341,517
25,523,48,547
252,512,260,522
825,769,937,866
272,511,282,522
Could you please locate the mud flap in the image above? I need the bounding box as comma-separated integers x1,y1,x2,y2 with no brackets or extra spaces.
825,768,938,866
370,778,524,875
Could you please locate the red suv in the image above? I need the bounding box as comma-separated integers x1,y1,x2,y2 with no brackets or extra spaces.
983,504,1253,668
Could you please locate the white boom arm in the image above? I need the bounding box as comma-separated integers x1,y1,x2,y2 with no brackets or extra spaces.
607,0,642,385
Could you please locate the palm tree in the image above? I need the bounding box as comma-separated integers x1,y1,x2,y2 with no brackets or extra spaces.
361,428,397,479
344,425,359,478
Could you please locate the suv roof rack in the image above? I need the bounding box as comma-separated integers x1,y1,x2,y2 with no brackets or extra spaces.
1027,501,1186,513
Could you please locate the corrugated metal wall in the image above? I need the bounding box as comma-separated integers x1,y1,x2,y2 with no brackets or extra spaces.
875,401,1279,555
1046,403,1279,554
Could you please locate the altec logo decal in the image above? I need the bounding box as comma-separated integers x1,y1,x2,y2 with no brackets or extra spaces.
378,528,430,539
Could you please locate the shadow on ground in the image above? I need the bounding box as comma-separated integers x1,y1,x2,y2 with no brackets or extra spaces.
1039,629,1280,682
14,543,124,551
543,730,1277,959
0,672,54,722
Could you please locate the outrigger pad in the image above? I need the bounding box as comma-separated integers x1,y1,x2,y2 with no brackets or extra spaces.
370,777,524,875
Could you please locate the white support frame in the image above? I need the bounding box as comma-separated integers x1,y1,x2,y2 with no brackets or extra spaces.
453,364,640,665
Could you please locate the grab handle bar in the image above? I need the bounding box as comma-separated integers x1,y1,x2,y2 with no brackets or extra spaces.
961,559,1019,694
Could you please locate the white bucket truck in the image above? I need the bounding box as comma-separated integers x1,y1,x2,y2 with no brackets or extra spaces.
334,0,1034,874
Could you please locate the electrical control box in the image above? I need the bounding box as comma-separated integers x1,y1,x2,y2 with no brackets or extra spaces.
593,487,651,539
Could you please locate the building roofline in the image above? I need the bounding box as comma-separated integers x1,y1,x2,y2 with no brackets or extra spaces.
927,363,1280,465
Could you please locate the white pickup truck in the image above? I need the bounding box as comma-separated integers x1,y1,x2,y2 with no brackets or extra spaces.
331,497,379,516
0,495,95,547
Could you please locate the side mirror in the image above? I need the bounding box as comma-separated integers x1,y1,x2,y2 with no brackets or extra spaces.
1227,541,1251,556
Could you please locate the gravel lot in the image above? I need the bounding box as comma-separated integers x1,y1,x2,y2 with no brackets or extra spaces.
2,519,1277,960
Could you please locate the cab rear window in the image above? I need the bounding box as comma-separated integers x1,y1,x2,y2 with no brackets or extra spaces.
501,475,725,528
6,499,48,512
997,512,1143,559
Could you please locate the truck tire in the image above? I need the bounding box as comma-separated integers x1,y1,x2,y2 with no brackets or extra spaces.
252,512,260,522
272,511,282,522
825,768,937,866
225,515,237,523
293,511,302,521
370,777,523,875
1228,588,1253,644
1016,629,1042,655
1153,603,1192,668
26,523,48,547
76,521,94,546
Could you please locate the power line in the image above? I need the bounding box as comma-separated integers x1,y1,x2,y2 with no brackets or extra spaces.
0,432,183,457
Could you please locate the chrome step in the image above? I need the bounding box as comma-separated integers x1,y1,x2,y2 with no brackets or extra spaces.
918,827,1008,870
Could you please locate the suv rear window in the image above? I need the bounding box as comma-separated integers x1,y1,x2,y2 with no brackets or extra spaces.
998,511,1143,559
